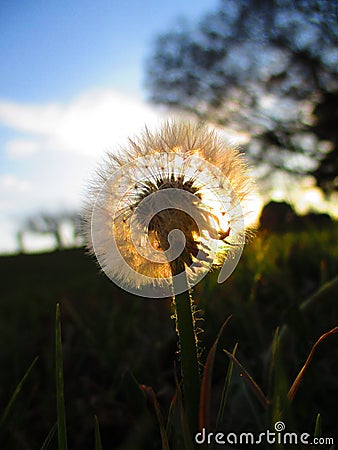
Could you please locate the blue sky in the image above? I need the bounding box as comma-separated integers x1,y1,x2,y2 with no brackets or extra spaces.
0,0,217,102
0,0,334,253
0,0,220,253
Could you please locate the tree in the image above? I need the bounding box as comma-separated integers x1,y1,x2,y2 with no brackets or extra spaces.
146,0,338,193
25,213,64,249
20,211,84,252
311,91,338,193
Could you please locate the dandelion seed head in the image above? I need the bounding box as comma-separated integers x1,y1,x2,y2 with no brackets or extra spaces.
83,120,256,297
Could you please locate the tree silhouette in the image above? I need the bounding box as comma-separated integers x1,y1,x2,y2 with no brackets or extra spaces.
20,211,84,252
311,91,338,193
25,213,63,249
146,0,338,192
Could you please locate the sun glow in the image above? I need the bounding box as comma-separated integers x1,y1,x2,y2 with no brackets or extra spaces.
85,121,256,296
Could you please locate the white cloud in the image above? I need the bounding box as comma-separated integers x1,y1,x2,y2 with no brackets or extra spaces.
0,174,32,192
0,89,165,157
6,139,41,157
0,88,168,253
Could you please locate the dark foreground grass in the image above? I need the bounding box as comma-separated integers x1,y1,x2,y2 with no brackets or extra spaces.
0,224,337,449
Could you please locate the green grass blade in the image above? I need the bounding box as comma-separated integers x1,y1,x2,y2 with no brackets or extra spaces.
215,342,238,431
299,275,338,314
139,384,171,450
174,378,194,450
166,388,177,440
313,413,322,450
288,326,338,401
223,350,269,408
56,303,68,450
40,422,57,450
0,355,39,429
94,415,103,450
199,316,232,431
266,327,292,429
314,413,321,438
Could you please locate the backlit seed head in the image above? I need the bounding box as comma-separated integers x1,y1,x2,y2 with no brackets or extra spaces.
83,120,256,298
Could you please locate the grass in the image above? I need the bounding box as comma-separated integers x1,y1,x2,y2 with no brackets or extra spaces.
0,224,337,449
55,304,68,450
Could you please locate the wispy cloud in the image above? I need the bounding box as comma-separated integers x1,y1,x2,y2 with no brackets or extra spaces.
0,89,166,252
0,89,164,157
6,139,42,157
0,174,32,192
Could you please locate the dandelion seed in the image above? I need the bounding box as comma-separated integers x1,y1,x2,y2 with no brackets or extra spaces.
83,120,255,298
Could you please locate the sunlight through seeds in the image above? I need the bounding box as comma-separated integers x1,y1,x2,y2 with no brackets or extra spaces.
83,121,256,297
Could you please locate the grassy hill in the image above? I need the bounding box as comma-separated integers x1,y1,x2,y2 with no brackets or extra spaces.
0,225,337,449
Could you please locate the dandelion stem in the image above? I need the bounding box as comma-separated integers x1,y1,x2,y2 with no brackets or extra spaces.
172,263,201,437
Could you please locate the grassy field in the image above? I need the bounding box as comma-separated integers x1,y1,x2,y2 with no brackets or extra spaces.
0,224,337,449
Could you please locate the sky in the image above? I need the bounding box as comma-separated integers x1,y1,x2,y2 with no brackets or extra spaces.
0,0,221,253
0,1,336,254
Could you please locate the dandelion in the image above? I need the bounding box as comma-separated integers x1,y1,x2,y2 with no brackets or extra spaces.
83,120,255,437
84,121,254,297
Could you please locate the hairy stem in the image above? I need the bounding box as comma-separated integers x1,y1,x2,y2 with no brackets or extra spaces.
172,264,201,437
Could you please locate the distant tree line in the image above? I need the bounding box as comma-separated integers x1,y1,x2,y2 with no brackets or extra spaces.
146,0,338,194
259,200,334,232
17,211,84,253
